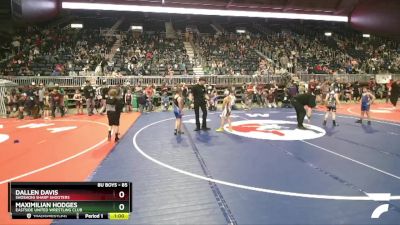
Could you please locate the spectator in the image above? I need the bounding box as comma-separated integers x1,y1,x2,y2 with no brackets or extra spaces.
73,89,83,115
145,85,154,112
83,80,96,116
50,89,64,118
43,91,50,119
125,89,133,112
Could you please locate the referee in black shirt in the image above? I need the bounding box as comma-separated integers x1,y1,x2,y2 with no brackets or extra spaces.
191,77,210,131
291,92,317,129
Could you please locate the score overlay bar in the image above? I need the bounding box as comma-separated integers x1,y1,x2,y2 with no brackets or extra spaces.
8,182,132,220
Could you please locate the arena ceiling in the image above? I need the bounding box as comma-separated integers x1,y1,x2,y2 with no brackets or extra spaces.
62,0,399,37
4,0,400,38
78,0,360,16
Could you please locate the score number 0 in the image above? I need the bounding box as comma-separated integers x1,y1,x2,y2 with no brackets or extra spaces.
118,191,126,211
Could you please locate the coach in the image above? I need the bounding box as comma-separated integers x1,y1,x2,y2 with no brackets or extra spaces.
191,77,210,131
83,80,96,116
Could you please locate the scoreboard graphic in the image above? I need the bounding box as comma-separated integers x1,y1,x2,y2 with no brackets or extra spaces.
8,182,132,220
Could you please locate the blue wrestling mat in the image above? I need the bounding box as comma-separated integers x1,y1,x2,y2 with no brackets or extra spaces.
55,108,400,225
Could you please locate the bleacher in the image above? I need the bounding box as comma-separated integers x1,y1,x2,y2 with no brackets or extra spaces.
198,33,260,75
0,17,399,79
114,32,193,76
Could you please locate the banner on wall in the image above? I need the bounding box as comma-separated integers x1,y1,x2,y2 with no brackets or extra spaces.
375,74,392,84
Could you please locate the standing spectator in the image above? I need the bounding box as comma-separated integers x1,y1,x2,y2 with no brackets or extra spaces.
50,89,64,118
63,92,69,114
386,79,393,103
73,89,83,115
4,91,11,118
138,91,147,113
352,81,361,102
308,79,317,94
208,88,218,111
24,84,36,117
134,84,143,111
267,88,277,108
344,83,352,102
160,83,169,111
230,90,237,110
390,80,400,110
331,78,341,93
281,88,292,108
106,89,124,142
38,83,45,116
43,91,50,119
125,89,133,112
99,80,109,114
255,83,264,106
288,81,298,98
145,85,154,112
369,78,377,95
6,89,18,117
191,77,210,131
181,83,189,107
83,80,95,116
17,93,27,119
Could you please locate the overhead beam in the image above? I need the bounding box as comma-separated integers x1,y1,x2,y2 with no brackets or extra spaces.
335,0,344,10
283,0,295,12
334,0,359,15
226,0,233,9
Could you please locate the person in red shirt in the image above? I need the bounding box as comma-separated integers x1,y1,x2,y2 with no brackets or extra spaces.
368,78,377,95
267,88,277,108
244,83,254,110
145,85,154,112
160,83,169,111
308,79,317,94
256,83,264,106
146,51,153,60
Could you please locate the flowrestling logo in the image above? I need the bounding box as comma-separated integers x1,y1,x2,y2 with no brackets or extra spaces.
225,120,326,140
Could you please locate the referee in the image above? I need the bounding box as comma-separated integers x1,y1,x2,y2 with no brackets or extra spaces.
191,77,210,131
291,92,316,129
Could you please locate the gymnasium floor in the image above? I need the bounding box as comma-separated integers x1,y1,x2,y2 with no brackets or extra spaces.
0,103,399,224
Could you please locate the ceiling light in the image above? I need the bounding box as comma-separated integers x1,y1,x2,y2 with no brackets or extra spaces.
62,2,348,22
70,23,83,28
131,25,143,30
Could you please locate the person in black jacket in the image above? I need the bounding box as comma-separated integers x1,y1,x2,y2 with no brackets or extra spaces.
50,89,65,118
99,80,109,114
191,77,210,131
291,93,317,129
83,80,96,116
390,80,400,109
106,88,124,142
